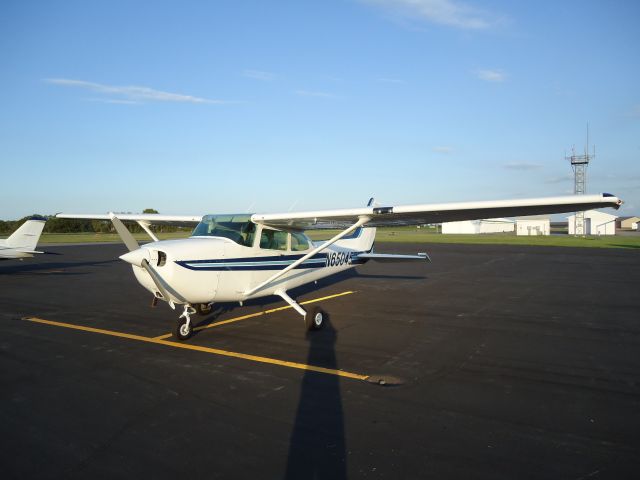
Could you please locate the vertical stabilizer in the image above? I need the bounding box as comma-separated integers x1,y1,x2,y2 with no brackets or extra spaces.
334,197,377,251
5,219,46,250
333,226,376,251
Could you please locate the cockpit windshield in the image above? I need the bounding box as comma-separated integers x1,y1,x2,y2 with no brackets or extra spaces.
191,214,256,246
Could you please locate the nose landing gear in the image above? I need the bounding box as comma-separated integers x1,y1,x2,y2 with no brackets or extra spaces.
174,305,197,341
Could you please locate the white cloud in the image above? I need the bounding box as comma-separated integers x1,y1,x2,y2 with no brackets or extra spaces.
85,98,140,105
45,78,230,104
503,162,542,171
361,0,504,30
475,69,507,82
433,146,453,154
294,90,337,98
242,69,276,81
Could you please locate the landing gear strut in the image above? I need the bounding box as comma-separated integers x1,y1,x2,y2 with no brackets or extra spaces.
275,290,326,331
174,305,196,341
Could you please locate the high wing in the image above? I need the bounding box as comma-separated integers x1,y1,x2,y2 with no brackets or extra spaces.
56,213,202,227
251,194,622,230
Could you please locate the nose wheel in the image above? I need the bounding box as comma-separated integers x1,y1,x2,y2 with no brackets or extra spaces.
174,305,196,341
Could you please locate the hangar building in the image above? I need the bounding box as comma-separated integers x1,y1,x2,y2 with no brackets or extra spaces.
617,216,640,230
516,216,550,236
441,218,515,234
567,210,617,235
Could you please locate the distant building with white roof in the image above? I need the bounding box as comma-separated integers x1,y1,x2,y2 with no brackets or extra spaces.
516,215,550,236
441,218,515,234
567,210,617,235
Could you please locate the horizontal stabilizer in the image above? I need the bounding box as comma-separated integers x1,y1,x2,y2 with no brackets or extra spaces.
356,252,431,262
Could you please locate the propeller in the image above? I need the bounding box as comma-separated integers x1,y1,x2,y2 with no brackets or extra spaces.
109,213,175,309
109,212,139,252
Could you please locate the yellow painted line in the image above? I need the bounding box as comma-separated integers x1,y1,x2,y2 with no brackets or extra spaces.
152,290,355,340
21,315,368,381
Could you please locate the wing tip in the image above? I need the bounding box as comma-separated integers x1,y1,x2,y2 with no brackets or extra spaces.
602,193,623,209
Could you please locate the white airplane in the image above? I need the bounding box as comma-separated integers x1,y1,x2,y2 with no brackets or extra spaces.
0,218,47,260
57,193,622,341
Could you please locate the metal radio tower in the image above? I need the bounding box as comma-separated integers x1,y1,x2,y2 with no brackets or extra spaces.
565,131,594,236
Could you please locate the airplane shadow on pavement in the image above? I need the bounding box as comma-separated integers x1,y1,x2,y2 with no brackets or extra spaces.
189,283,350,477
284,314,347,479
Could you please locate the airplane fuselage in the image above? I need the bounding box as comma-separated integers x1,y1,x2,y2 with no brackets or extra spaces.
130,236,365,305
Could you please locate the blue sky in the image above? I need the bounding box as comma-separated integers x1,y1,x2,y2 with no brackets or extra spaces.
1,0,638,219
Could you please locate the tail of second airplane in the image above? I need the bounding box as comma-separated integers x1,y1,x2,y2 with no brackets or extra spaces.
5,218,46,251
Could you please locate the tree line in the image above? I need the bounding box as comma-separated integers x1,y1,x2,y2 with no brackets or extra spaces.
0,209,189,235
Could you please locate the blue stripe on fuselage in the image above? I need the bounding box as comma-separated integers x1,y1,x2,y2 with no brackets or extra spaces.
175,252,367,271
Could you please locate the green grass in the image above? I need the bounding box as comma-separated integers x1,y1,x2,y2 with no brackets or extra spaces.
39,232,191,244
34,228,640,249
308,227,640,249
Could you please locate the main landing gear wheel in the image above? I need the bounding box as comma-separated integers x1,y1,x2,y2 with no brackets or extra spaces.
305,306,326,331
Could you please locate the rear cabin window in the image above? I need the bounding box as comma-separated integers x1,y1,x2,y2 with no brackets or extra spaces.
259,229,288,251
291,232,310,251
191,215,255,247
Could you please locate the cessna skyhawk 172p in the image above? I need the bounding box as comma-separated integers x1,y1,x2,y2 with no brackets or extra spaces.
58,193,622,341
0,218,47,260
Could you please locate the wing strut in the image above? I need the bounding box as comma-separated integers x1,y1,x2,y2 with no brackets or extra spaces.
244,216,371,298
137,221,159,242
